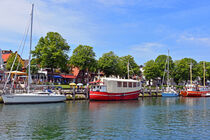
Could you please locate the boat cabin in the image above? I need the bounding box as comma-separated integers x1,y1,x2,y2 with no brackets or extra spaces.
90,78,141,93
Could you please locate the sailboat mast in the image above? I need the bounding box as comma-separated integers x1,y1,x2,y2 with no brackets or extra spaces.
127,60,130,79
167,50,169,88
203,61,205,87
190,63,192,85
28,4,34,94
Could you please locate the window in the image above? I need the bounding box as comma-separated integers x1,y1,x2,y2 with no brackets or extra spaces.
129,82,132,87
117,82,122,87
133,82,136,87
123,82,127,87
137,82,140,87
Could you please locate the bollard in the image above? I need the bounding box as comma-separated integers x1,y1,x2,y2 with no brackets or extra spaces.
85,88,89,99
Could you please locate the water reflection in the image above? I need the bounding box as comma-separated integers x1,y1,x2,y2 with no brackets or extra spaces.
0,98,209,139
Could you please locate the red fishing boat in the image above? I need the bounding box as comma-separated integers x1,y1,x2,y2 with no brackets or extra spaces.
89,78,141,100
180,84,210,97
180,62,210,97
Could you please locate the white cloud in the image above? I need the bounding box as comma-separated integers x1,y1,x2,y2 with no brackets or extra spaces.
130,42,165,60
177,35,210,46
0,0,100,48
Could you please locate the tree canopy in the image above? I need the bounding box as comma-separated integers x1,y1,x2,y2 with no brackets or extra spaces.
143,60,158,82
98,51,119,77
69,45,97,72
6,52,23,71
155,54,174,79
118,55,140,78
173,58,198,84
31,32,70,72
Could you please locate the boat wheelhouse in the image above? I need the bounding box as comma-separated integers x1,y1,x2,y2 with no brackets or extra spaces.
89,78,141,100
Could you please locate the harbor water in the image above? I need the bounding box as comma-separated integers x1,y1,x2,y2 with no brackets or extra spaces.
0,97,209,139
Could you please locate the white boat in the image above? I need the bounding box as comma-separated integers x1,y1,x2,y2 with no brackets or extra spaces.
2,4,66,104
89,78,141,100
2,92,66,104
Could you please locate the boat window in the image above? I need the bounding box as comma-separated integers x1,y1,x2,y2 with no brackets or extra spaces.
133,82,136,87
129,82,132,87
137,82,140,87
123,82,127,87
117,82,122,87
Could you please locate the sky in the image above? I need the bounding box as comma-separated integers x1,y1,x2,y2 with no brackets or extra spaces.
0,0,210,65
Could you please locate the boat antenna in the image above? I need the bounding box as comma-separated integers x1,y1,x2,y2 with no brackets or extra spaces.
27,4,34,94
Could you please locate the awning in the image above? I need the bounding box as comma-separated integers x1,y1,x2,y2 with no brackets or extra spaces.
5,71,27,75
60,74,76,79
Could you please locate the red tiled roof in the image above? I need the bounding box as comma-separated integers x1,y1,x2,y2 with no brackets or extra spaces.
2,53,11,62
60,74,76,79
72,67,80,77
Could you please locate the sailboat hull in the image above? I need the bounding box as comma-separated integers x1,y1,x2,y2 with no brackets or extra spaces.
162,92,179,97
2,93,66,104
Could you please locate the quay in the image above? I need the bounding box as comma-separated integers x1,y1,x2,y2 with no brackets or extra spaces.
0,87,173,103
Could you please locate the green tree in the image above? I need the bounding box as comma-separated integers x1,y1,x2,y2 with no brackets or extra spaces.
118,55,140,78
6,52,23,71
143,60,159,85
26,59,39,74
155,54,174,80
98,51,119,77
31,32,70,73
197,61,210,84
173,58,198,84
69,45,97,83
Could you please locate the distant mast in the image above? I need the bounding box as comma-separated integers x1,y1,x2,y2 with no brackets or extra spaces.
190,63,193,85
28,4,34,94
203,61,205,87
127,60,130,79
166,50,170,89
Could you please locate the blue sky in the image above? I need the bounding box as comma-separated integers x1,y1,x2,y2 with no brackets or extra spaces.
0,0,210,65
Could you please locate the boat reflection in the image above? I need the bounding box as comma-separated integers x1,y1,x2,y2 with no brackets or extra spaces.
89,100,143,111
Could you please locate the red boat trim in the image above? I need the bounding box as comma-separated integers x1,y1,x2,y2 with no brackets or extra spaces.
90,92,139,97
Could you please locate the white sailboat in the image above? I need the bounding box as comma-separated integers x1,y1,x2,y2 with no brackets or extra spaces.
2,4,66,104
162,50,179,97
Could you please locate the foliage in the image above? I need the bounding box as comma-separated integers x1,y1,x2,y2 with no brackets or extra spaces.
197,61,210,83
6,52,23,71
98,51,119,76
69,45,97,83
31,32,70,72
173,58,198,84
143,60,159,82
69,45,97,72
26,58,39,74
155,54,174,79
118,55,140,78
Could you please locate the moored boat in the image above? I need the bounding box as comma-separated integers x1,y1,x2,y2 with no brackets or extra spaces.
2,92,66,104
180,84,210,97
161,50,179,97
2,4,66,104
89,78,141,101
180,62,210,97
